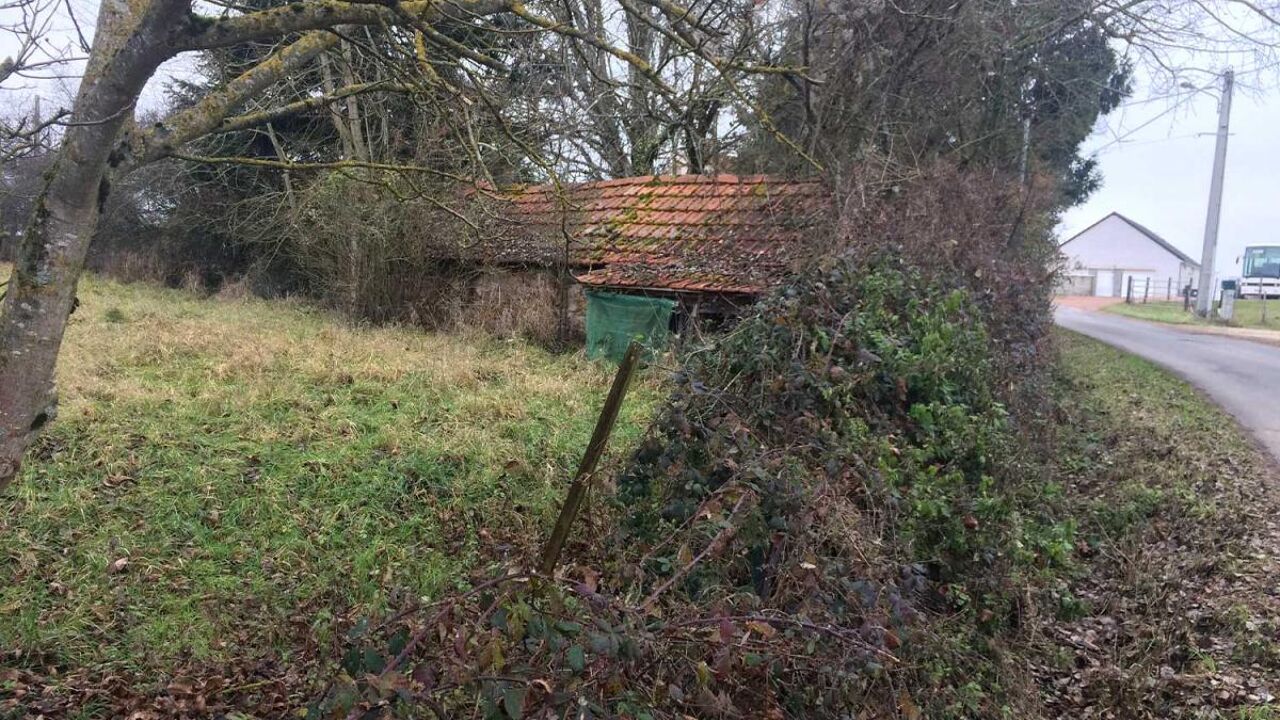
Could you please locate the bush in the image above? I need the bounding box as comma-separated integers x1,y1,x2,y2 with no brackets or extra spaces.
318,251,1068,719
79,168,577,347
269,174,574,345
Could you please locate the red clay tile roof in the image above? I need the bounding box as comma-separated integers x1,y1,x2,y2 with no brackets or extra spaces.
500,174,829,294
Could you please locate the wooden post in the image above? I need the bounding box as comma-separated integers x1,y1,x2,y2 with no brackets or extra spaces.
539,342,642,575
1167,277,1173,301
1126,275,1134,304
1143,278,1150,304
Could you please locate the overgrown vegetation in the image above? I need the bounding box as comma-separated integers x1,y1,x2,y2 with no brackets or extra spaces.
288,269,1280,720
606,256,1067,715
297,251,1085,719
3,0,1280,715
0,268,658,713
5,254,1280,717
1040,332,1280,718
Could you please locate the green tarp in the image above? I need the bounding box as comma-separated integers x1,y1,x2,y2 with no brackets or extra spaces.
585,290,676,362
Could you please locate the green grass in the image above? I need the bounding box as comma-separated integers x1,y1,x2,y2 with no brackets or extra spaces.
1106,299,1280,330
1057,327,1257,446
0,270,661,675
1056,328,1265,526
1054,327,1264,571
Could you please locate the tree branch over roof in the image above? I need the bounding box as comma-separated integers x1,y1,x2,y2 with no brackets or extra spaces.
213,81,417,136
130,0,815,173
134,28,345,165
177,0,511,51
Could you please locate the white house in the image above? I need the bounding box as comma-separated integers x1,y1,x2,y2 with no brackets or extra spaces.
1058,212,1200,298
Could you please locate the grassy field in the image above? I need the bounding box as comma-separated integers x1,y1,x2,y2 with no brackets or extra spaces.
7,264,1279,717
0,270,660,684
1106,298,1280,330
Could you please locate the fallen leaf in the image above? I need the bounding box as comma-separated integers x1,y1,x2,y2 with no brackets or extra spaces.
580,567,599,593
677,544,694,566
883,629,901,649
898,690,922,720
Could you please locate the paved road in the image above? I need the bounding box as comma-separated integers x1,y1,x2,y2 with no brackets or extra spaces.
1055,306,1280,462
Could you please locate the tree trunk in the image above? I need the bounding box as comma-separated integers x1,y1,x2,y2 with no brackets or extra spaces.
0,0,176,488
320,53,358,159
340,41,369,163
265,122,298,215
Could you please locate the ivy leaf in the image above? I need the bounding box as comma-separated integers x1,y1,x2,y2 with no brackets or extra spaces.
567,645,586,673
341,647,363,676
555,620,583,635
490,607,509,630
485,636,506,671
362,648,386,674
345,617,369,641
387,627,409,656
503,686,526,719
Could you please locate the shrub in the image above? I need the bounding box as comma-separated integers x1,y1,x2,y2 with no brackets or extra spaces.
319,252,1067,719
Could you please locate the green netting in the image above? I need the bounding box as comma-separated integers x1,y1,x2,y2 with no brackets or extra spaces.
585,290,676,363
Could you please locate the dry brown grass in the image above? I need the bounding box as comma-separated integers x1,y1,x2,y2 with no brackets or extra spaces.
1,267,662,715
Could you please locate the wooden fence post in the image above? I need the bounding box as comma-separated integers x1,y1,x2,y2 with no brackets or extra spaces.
1143,278,1150,304
1167,278,1172,301
1126,275,1134,304
539,341,643,575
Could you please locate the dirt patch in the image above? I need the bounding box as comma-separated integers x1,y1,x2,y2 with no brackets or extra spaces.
1055,295,1124,311
1176,323,1280,348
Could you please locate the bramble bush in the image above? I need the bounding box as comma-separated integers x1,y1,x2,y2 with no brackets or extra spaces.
317,249,1074,719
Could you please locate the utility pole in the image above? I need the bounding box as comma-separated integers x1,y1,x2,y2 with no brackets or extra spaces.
1196,68,1234,317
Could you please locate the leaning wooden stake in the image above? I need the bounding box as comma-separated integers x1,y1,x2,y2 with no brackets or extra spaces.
539,342,642,576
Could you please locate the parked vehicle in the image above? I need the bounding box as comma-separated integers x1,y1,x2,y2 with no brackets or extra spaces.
1240,245,1280,299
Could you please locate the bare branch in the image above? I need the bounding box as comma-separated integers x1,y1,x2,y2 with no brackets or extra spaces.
170,152,475,184
178,0,511,51
134,29,347,165
213,82,417,136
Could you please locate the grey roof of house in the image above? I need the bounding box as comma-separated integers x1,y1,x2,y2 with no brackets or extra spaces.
1060,212,1200,268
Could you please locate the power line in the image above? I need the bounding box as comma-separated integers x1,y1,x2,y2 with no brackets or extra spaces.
1102,131,1211,149
1088,93,1199,156
1117,87,1199,106
1234,57,1280,78
1090,56,1279,157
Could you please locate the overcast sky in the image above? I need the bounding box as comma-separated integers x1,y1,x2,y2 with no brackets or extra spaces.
1058,67,1280,282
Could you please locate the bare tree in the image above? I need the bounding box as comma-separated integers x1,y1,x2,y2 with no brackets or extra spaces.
0,0,780,488
534,0,725,177
0,0,84,160
3,0,1277,489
